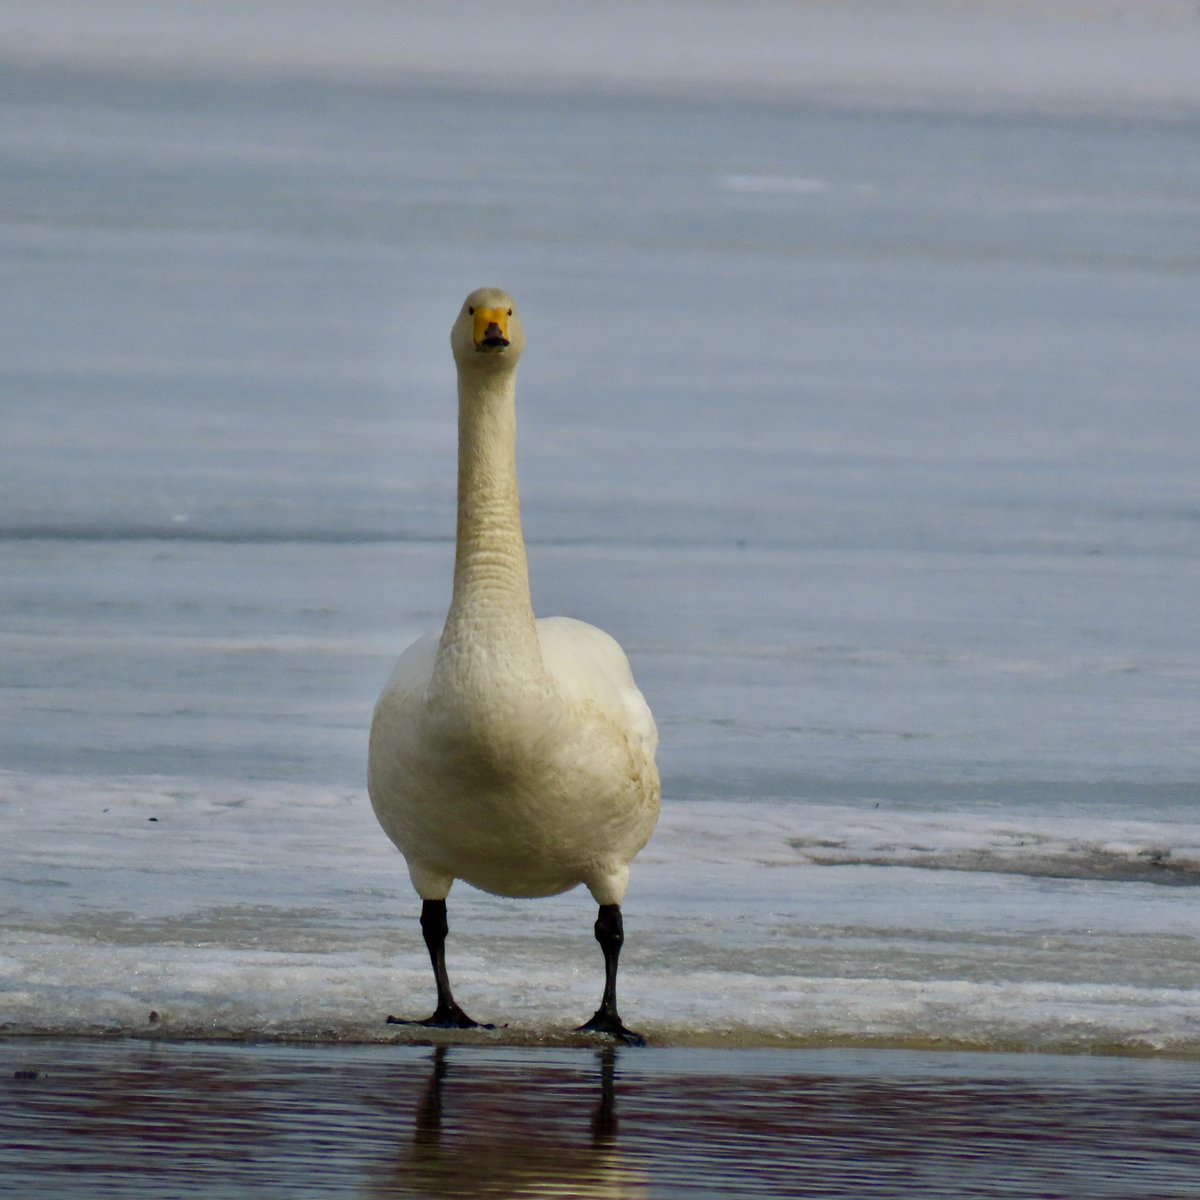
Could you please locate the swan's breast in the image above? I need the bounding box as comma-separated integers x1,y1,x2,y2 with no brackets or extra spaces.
366,618,659,901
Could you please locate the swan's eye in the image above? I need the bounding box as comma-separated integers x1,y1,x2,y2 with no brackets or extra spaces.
507,308,512,316
468,307,475,315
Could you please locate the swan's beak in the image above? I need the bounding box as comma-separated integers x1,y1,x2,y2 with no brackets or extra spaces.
472,306,511,350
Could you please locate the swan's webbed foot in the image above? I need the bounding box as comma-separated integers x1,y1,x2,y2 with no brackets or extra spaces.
576,1007,645,1047
387,1005,493,1031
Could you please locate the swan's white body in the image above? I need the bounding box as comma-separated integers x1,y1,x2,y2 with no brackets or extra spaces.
368,289,660,914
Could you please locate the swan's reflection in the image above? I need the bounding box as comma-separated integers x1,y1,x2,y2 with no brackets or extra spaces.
367,1046,648,1199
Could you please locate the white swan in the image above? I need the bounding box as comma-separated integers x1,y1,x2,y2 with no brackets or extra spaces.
368,288,660,1043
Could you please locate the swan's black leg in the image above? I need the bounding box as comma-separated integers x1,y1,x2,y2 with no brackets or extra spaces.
577,903,645,1046
386,899,492,1030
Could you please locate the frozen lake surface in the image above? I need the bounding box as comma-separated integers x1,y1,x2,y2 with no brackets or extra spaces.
1,2,1199,1056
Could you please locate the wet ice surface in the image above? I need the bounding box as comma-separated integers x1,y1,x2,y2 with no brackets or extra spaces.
2,0,1200,1059
4,1042,1200,1199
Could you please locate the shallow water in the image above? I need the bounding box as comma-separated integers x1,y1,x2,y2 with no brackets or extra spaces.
4,1041,1200,1199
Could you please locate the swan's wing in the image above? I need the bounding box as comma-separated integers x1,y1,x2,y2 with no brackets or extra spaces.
535,616,658,760
376,629,440,704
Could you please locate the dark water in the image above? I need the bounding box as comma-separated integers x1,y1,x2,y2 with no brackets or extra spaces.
2,1041,1198,1198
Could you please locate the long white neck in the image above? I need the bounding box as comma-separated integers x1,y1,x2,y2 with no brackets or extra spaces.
434,363,542,688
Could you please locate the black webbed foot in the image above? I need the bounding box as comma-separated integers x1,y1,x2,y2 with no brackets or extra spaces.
387,1004,493,1031
576,1008,645,1046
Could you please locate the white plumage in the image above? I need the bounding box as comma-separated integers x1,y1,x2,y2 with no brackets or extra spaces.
368,288,660,1042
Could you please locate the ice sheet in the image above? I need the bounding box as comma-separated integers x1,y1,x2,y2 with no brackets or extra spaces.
1,3,1197,1053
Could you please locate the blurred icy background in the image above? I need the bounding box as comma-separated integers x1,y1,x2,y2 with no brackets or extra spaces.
1,1,1198,1050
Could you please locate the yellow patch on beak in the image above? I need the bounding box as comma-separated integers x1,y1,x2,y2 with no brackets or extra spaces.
472,306,511,348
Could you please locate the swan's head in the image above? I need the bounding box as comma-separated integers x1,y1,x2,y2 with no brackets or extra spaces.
451,287,525,371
